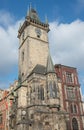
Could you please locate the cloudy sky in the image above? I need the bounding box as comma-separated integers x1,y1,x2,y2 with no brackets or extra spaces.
0,0,84,96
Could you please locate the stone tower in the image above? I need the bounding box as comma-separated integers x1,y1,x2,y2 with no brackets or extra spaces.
18,8,49,81
9,7,68,130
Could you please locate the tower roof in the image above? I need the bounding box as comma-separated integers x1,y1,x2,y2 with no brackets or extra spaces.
27,8,40,22
46,51,55,73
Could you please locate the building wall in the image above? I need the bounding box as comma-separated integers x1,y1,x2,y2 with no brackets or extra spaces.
55,64,84,130
0,91,9,130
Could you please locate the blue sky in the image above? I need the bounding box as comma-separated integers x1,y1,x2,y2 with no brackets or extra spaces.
0,0,84,97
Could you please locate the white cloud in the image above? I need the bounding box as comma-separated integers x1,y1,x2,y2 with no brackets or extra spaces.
49,20,84,72
0,11,23,75
0,10,15,28
49,20,84,96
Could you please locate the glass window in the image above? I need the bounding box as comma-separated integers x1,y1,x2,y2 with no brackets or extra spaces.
70,104,77,113
66,87,76,99
38,87,44,100
72,118,79,130
66,72,73,83
49,81,57,98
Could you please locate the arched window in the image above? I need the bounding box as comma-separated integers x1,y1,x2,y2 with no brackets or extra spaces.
53,81,57,97
49,81,57,98
72,118,79,130
38,86,44,100
49,82,53,98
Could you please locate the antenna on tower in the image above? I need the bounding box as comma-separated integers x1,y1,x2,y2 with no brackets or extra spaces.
27,5,29,16
29,2,32,10
45,14,48,24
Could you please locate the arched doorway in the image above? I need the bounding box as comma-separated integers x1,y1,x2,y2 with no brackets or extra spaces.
72,118,79,130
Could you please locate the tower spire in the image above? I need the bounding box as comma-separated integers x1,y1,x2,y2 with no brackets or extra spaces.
27,5,29,16
46,51,55,73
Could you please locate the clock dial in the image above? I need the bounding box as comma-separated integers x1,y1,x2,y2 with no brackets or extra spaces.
22,110,26,115
35,28,41,37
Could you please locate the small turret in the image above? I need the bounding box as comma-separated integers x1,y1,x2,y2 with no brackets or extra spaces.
46,51,55,73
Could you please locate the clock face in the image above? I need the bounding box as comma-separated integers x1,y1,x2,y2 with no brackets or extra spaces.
35,28,41,37
22,110,26,115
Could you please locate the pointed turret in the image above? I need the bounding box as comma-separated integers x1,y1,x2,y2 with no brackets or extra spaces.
45,15,48,24
27,7,40,22
46,51,55,73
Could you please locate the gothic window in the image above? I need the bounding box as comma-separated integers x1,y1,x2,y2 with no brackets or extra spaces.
49,81,57,98
38,86,44,100
53,81,57,97
66,72,73,83
72,118,79,130
49,82,53,98
0,114,2,124
66,87,76,100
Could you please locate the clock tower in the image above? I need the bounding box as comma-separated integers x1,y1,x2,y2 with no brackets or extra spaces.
14,7,67,130
18,8,49,81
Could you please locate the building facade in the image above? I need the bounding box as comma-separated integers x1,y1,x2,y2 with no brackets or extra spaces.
0,7,84,130
55,64,84,130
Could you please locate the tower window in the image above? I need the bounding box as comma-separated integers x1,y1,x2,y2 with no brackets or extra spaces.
22,73,24,76
22,51,24,61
